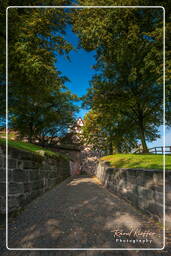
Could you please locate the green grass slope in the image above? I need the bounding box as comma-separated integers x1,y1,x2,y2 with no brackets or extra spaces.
0,138,69,160
101,154,171,170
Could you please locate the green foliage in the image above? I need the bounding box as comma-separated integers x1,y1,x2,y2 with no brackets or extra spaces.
101,154,171,170
81,110,109,153
0,1,78,142
82,110,138,154
1,1,170,150
73,2,165,152
12,88,79,143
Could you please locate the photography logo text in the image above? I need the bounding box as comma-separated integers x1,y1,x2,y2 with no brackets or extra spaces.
111,228,156,245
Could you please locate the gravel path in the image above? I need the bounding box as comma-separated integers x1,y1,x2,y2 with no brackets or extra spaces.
1,175,170,255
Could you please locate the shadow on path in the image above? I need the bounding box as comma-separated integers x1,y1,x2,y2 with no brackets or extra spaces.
1,175,169,255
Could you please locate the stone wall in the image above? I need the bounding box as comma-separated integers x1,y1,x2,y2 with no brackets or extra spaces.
48,144,101,176
45,144,81,176
80,146,101,176
0,144,70,214
96,160,171,222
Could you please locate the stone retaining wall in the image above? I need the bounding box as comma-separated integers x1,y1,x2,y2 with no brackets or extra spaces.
80,146,101,176
0,144,70,214
96,160,171,221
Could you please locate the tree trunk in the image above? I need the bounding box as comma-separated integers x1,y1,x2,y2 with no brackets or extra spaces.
28,136,32,143
109,140,113,155
28,122,33,143
115,143,122,153
139,122,148,153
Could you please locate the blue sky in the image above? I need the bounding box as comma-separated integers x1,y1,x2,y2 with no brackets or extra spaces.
55,25,171,148
55,25,96,118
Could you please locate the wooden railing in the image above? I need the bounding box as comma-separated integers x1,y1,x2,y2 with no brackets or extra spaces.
134,146,171,154
148,146,171,154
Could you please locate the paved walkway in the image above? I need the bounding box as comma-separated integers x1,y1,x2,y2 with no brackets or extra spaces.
1,175,170,255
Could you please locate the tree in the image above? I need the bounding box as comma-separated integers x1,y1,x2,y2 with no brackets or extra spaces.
81,110,108,153
12,87,78,143
82,110,139,154
0,1,78,142
73,2,165,152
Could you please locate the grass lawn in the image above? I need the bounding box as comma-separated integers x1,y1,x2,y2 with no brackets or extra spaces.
0,138,68,160
101,154,171,170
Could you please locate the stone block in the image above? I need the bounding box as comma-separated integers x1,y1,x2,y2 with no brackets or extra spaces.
49,165,56,171
126,190,135,202
23,161,37,169
126,171,137,184
8,183,24,194
17,160,23,169
48,178,56,188
17,194,26,205
117,178,127,192
166,172,171,183
137,185,145,196
40,170,48,178
41,162,49,170
141,173,154,189
106,168,114,175
13,169,29,182
20,152,34,160
155,190,163,202
131,192,139,206
137,198,146,209
138,186,154,198
108,180,114,189
0,196,6,214
166,190,171,202
42,177,48,187
9,148,27,160
151,184,163,192
136,172,145,186
48,171,57,178
147,202,163,217
61,160,69,169
8,158,17,169
23,193,34,205
125,180,135,192
9,149,21,160
137,187,154,210
153,173,163,186
24,182,32,193
30,189,43,200
29,170,40,181
1,157,5,168
0,146,4,153
8,195,20,211
0,157,4,167
32,180,44,190
104,174,110,187
0,169,13,182
0,183,6,196
165,183,171,193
